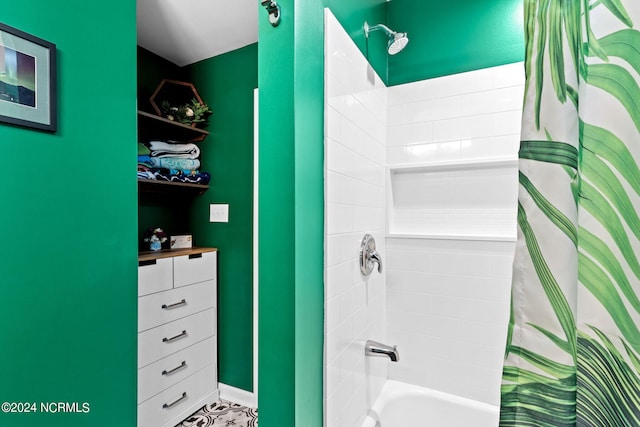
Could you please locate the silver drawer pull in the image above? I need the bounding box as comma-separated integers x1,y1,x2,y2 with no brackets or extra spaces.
162,392,187,409
162,330,187,343
161,299,187,310
162,361,187,376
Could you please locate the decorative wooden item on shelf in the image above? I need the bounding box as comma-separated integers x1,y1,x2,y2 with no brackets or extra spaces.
149,79,211,129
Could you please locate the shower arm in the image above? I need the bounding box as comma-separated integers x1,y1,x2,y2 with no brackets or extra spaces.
364,22,395,38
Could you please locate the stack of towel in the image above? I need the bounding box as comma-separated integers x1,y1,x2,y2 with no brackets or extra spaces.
138,141,211,185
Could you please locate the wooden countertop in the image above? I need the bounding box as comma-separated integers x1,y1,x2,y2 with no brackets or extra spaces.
138,247,217,262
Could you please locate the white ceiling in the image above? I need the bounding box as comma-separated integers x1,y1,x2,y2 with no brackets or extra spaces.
137,0,258,67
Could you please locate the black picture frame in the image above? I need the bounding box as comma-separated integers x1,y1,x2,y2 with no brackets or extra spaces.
0,22,57,132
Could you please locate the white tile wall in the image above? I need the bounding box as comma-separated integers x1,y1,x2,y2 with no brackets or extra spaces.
324,7,523,423
386,238,515,406
387,62,525,166
324,10,388,427
384,63,523,406
387,63,524,239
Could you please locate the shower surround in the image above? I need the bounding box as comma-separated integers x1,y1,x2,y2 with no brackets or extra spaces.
324,8,524,427
324,9,388,427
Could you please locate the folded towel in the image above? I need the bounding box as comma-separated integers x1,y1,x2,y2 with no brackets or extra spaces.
145,168,200,176
168,169,200,175
148,141,200,159
150,170,211,185
138,155,152,169
151,152,200,159
148,157,200,171
137,171,155,180
138,143,150,155
172,172,211,185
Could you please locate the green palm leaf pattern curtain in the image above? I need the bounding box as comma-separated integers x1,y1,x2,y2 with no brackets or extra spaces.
501,0,640,426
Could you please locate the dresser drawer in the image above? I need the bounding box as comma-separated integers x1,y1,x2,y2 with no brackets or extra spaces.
173,251,217,288
138,336,216,404
138,363,217,427
138,308,216,368
138,280,216,332
138,257,173,296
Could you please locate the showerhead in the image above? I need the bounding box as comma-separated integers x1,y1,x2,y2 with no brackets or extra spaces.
387,32,409,55
364,22,409,55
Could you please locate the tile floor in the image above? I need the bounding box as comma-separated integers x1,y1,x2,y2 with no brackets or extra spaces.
176,399,258,427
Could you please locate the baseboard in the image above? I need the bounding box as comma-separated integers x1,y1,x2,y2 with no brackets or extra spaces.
219,383,257,408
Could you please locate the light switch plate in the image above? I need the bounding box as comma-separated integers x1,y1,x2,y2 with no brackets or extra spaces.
210,204,229,222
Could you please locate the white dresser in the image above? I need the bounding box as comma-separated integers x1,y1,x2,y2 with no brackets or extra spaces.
137,248,219,427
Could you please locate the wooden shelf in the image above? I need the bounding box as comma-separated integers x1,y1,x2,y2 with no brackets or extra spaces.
137,110,209,142
138,178,209,195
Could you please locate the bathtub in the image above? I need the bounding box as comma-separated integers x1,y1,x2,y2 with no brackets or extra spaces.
361,380,499,427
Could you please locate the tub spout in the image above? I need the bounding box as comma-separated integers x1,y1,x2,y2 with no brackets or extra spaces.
365,340,399,362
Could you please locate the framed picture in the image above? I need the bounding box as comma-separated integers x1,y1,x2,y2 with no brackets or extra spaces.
0,23,56,132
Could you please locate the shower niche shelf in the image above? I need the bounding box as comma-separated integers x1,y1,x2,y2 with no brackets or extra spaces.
386,158,519,241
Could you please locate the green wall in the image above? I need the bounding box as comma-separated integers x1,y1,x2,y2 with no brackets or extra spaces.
257,1,385,426
190,44,258,392
0,2,138,427
387,0,524,85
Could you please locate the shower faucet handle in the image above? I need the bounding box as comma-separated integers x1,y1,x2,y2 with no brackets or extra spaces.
369,249,383,274
360,234,383,276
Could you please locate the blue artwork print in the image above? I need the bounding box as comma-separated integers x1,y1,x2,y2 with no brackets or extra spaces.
0,44,36,108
